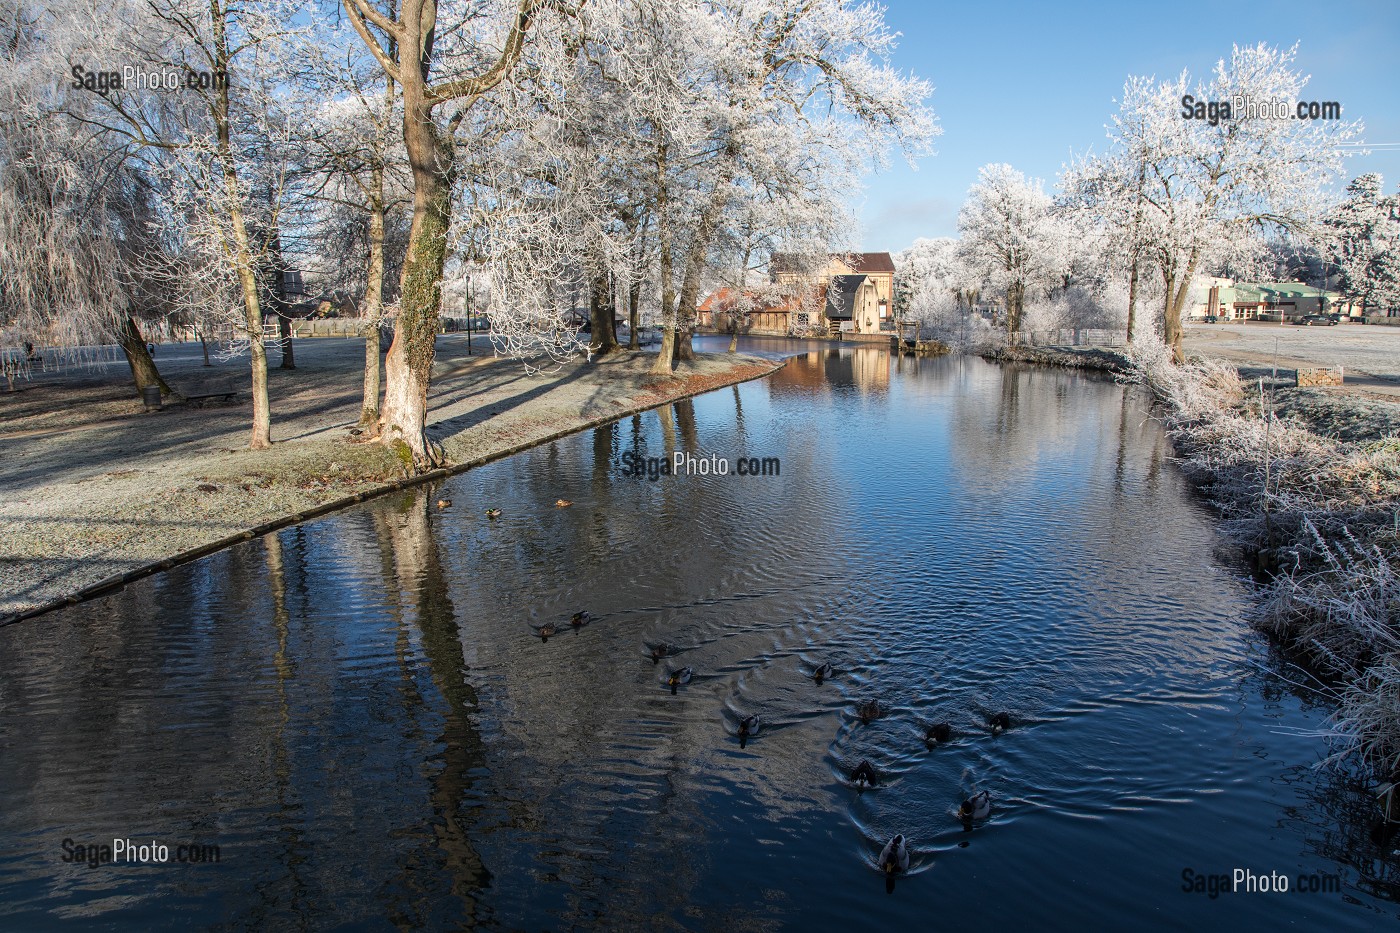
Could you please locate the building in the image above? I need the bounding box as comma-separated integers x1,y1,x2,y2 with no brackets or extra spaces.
770,252,897,335
696,288,809,335
1192,278,1358,322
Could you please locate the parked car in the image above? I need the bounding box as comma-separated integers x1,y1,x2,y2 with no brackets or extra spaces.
1296,314,1338,326
1203,314,1220,323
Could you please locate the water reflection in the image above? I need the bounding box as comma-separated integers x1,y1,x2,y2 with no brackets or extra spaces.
1,347,1396,930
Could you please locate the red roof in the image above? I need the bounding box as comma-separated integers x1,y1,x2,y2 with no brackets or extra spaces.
768,251,895,275
839,252,895,274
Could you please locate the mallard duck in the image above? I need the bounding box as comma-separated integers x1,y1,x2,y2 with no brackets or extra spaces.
485,508,502,519
878,834,910,876
737,714,761,748
534,621,557,643
989,712,1011,734
857,699,882,724
812,662,834,683
436,498,452,509
665,666,693,695
925,722,953,745
555,498,572,507
646,642,678,664
570,610,591,628
958,790,991,821
851,760,878,788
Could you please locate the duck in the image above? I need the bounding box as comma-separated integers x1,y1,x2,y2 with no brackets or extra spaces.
878,834,910,876
850,760,879,788
665,666,693,695
989,712,1011,734
485,508,502,519
436,498,452,509
812,662,834,683
925,722,953,745
646,642,678,664
534,621,557,643
737,714,761,748
958,790,992,821
555,498,573,507
570,611,591,629
857,699,882,725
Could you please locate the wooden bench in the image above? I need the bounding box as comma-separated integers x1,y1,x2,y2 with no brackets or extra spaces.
181,378,239,407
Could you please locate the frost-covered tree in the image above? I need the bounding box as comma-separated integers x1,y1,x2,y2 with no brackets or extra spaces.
957,163,1060,340
1113,44,1360,360
1325,174,1400,316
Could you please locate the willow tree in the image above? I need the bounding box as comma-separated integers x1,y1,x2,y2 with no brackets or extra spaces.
342,0,545,470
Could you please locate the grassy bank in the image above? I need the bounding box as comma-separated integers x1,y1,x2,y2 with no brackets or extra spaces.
979,344,1132,373
1,348,783,624
1130,343,1400,773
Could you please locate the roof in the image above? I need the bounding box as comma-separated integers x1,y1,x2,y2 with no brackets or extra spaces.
699,287,806,314
837,252,896,274
824,274,866,320
1230,281,1347,303
769,251,896,276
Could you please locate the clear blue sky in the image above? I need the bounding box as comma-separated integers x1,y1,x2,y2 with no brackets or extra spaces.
853,0,1400,252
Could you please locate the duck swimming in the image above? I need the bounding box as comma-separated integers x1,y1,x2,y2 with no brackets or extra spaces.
485,508,502,519
878,834,910,876
851,760,879,788
812,662,834,683
925,722,953,745
646,642,679,664
665,666,693,695
737,714,761,748
534,621,557,643
570,611,591,628
989,712,1011,734
857,699,882,724
555,499,572,507
436,498,451,509
958,790,992,821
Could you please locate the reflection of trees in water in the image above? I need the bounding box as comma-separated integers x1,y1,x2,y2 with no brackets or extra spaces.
372,491,492,925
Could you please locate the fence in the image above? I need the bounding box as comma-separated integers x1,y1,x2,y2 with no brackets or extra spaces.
1020,328,1127,348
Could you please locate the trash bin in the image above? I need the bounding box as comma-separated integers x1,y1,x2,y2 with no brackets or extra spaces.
142,385,162,410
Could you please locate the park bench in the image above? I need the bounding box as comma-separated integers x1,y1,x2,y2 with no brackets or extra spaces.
181,378,239,407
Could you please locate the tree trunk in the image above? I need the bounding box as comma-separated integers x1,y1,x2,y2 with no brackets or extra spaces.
650,142,676,377
360,168,387,428
1126,258,1139,345
277,312,295,369
211,6,270,449
1005,280,1026,341
381,115,452,469
589,267,618,356
628,279,641,350
115,315,171,396
196,324,211,366
728,317,739,353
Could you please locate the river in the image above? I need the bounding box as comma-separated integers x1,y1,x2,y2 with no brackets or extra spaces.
1,339,1396,929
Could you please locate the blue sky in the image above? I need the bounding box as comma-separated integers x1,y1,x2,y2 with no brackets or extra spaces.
852,0,1400,253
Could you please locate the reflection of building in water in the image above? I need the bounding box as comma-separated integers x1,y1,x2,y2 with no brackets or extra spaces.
768,347,890,396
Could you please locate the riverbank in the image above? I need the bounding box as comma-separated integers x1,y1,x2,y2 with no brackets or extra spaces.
0,342,783,623
1129,343,1400,769
979,344,1131,372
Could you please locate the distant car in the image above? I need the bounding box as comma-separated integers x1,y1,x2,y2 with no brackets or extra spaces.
1203,314,1220,323
1297,314,1338,326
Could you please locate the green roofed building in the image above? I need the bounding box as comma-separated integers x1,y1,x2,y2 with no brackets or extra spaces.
1191,278,1359,322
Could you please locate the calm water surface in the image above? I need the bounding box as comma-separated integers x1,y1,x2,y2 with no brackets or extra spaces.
2,340,1397,929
